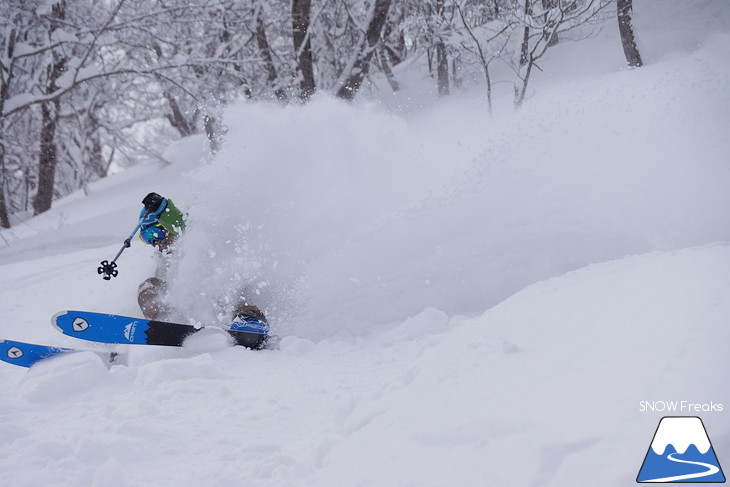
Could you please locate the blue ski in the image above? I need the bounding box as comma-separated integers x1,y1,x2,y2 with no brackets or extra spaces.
53,310,269,349
0,339,123,368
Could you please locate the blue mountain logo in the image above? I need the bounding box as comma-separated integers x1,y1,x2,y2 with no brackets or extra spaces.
637,416,725,483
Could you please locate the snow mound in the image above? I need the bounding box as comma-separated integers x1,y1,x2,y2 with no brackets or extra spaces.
18,352,110,402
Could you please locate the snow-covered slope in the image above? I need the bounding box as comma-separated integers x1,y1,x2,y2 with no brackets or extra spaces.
1,1,728,485
1,245,728,486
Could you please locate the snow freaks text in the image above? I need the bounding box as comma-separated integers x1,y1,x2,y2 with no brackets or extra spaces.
639,401,724,413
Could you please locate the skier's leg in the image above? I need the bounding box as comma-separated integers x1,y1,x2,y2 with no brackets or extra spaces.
137,277,170,320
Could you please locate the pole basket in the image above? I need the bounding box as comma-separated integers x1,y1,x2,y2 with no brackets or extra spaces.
98,260,118,280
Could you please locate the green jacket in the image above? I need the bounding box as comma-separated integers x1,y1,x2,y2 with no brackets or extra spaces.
158,198,186,236
153,198,185,280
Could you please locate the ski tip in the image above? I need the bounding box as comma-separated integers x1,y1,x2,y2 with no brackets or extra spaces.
51,310,71,332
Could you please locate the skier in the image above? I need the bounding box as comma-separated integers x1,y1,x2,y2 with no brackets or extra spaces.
135,192,267,325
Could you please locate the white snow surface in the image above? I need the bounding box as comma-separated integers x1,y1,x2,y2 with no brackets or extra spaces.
1,2,729,485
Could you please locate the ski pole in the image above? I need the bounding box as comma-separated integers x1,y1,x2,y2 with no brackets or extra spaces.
98,193,164,280
98,219,145,280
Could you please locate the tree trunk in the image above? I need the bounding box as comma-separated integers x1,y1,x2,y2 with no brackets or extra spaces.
0,150,10,228
378,46,399,92
542,0,559,47
204,114,222,153
516,55,534,107
0,27,17,228
435,0,449,96
33,1,67,216
0,120,10,230
436,40,449,96
336,0,393,101
34,98,61,215
254,7,287,101
87,112,108,179
292,0,316,101
617,0,642,67
383,13,406,66
519,0,531,67
165,92,196,137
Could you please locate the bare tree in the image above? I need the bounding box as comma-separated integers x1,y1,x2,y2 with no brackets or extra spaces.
33,1,68,215
336,0,393,101
0,0,188,220
165,89,196,137
0,0,648,227
617,0,642,67
542,0,560,46
512,0,612,107
254,4,287,101
1,0,275,222
292,0,316,100
0,13,19,228
377,46,400,91
456,1,512,114
382,4,407,68
435,0,450,96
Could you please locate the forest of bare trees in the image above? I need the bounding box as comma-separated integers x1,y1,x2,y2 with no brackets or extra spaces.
0,0,640,228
